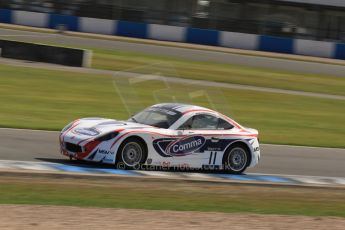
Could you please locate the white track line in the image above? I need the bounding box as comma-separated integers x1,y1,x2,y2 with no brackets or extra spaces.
333,178,345,185
0,128,58,133
261,143,345,151
138,171,176,177
0,34,56,38
291,177,330,185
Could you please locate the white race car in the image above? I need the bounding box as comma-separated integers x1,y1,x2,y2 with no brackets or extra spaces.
60,103,260,174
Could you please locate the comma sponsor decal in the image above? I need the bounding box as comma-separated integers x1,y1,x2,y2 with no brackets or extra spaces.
153,136,207,157
166,136,206,156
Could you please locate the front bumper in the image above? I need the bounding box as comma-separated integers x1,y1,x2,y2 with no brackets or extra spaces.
60,140,84,160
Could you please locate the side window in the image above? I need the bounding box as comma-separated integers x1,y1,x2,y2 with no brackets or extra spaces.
217,119,234,130
178,117,193,130
178,114,219,130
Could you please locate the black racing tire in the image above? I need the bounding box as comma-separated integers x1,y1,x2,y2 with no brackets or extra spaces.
222,143,251,174
115,137,147,170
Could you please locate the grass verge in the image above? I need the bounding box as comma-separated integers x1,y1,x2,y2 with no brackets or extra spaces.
2,34,345,96
92,49,345,96
0,176,344,217
0,64,344,148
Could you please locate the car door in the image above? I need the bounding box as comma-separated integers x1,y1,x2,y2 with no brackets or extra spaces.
173,113,226,167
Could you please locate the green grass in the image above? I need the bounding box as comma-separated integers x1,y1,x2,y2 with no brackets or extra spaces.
90,49,345,96
4,36,345,96
1,177,345,217
0,64,344,148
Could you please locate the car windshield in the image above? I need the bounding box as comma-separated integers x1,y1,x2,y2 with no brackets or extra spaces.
128,107,182,129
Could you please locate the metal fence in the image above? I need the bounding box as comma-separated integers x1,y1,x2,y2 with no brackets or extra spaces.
1,0,345,41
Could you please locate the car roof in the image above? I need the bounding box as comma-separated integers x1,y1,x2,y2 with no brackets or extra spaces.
150,103,243,129
151,103,213,113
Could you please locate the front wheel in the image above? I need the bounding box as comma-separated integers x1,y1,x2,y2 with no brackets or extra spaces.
116,137,147,169
223,144,250,174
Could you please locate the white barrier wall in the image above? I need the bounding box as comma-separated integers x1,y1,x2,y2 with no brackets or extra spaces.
1,8,344,60
79,17,116,35
13,10,48,28
220,32,258,50
148,24,185,42
294,39,335,58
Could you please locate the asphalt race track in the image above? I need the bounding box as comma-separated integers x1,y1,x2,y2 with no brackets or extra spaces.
1,28,345,77
0,128,344,178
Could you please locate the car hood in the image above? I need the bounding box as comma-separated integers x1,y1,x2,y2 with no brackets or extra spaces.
67,118,153,140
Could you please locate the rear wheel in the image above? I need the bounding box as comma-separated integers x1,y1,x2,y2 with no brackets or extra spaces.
223,144,250,174
116,137,147,169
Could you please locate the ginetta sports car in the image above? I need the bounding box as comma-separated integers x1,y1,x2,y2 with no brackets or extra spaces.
60,103,260,174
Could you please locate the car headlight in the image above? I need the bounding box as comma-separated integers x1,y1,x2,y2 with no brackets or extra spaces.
95,132,119,141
